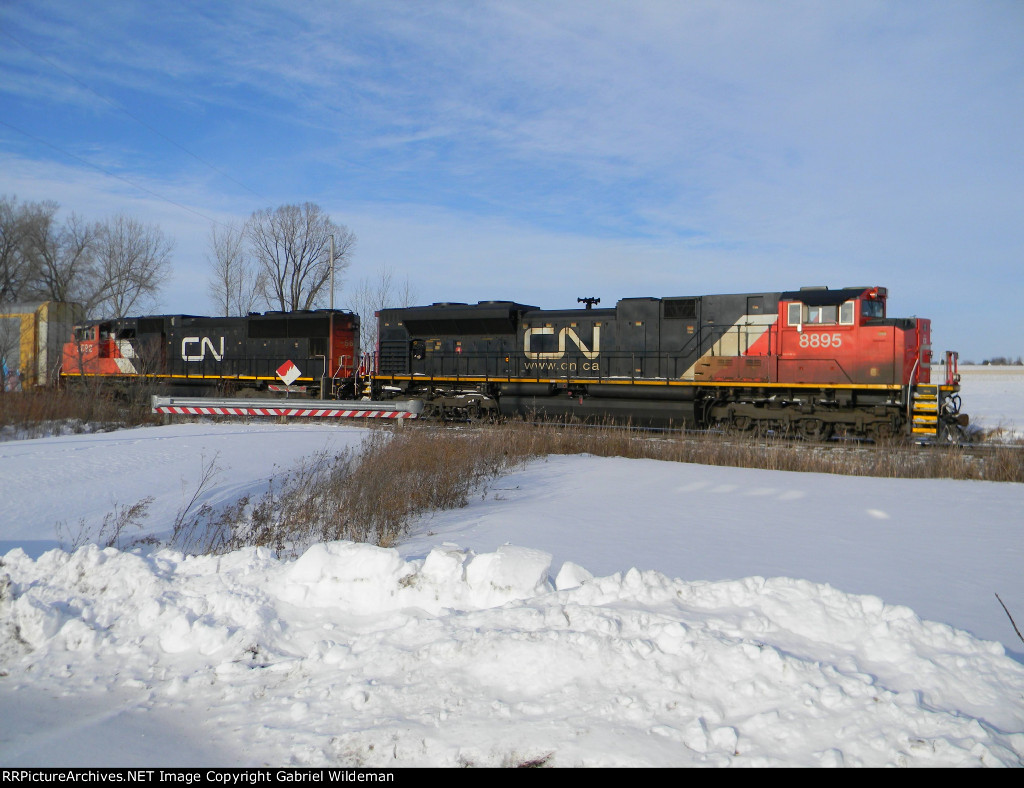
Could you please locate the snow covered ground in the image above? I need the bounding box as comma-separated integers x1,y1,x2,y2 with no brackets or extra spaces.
957,364,1024,438
1,367,1023,767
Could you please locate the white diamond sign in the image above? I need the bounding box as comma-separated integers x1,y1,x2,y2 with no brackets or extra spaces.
276,360,301,386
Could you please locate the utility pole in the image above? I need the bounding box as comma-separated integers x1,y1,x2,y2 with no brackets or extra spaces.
329,234,335,310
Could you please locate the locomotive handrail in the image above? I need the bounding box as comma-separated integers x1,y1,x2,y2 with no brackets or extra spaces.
907,356,920,427
944,351,960,385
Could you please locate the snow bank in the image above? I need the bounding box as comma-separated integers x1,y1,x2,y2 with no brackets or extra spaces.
400,453,1024,648
2,541,1022,767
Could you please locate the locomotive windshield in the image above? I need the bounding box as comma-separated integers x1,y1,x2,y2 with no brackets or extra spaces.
862,300,885,319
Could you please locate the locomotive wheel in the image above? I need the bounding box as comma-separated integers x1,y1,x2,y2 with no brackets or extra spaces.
421,401,441,420
797,418,833,442
729,414,754,433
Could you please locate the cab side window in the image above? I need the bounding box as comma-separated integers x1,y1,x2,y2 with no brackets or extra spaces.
806,305,837,324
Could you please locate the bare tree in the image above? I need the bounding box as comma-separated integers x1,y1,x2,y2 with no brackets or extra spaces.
206,221,263,316
0,195,39,303
246,203,355,312
24,208,101,308
3,198,176,322
93,215,173,318
345,265,417,355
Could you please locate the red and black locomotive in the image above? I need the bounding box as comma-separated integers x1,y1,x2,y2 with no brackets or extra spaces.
374,285,965,440
61,310,360,399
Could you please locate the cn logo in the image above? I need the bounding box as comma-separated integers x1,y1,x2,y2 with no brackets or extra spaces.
523,326,600,360
181,336,225,362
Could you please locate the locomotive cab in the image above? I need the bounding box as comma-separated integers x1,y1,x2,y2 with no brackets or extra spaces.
776,286,928,386
63,320,134,374
781,286,885,329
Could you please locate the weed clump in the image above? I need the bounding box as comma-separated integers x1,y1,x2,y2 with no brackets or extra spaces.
188,426,526,555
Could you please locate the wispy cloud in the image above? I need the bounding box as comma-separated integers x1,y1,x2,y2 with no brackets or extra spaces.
1,0,1022,357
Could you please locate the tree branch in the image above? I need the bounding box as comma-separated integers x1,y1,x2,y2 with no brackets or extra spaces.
995,593,1024,645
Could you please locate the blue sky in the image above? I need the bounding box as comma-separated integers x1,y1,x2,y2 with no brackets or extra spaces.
1,0,1022,360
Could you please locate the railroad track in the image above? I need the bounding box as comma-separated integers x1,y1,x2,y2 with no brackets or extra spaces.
403,416,1024,453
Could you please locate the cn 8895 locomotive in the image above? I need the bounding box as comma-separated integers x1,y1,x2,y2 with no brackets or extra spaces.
374,286,966,440
61,309,360,398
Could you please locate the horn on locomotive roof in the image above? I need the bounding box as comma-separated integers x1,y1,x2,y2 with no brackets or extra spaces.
578,297,601,310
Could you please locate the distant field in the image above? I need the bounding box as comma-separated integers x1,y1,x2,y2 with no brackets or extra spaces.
952,365,1024,436
955,365,1024,377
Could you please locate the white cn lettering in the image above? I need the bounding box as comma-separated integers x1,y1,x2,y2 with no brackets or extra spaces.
524,326,600,360
181,336,225,362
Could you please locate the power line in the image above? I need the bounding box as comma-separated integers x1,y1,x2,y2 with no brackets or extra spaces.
0,26,270,203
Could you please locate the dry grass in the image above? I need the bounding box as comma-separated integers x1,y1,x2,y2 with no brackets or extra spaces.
0,384,157,437
56,495,155,552
178,420,1023,555
184,427,526,555
488,421,1024,483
